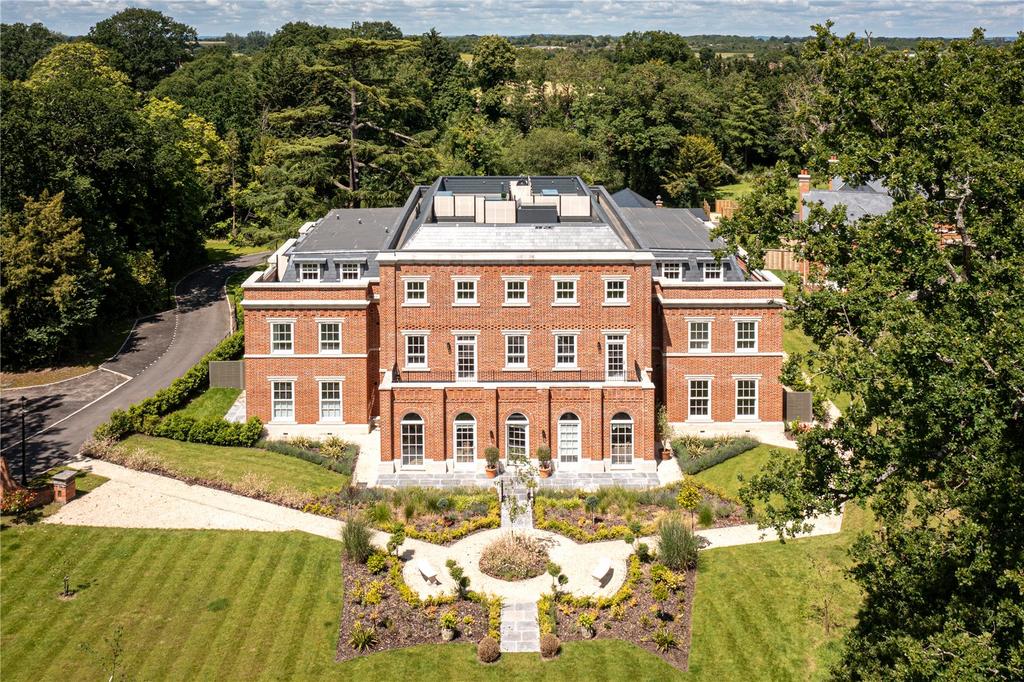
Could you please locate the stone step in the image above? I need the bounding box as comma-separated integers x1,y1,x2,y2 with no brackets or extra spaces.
500,601,540,653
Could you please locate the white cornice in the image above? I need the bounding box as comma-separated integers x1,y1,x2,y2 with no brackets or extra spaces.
377,251,656,264
656,294,783,308
241,299,370,310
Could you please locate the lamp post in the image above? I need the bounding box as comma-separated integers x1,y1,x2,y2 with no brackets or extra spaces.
19,396,27,486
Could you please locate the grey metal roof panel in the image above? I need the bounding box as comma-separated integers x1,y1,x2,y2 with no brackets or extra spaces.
804,190,894,223
291,208,404,253
617,207,725,251
611,187,656,208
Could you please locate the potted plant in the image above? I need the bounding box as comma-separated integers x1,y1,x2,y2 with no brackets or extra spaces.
655,403,673,461
536,446,552,478
577,611,596,639
484,447,500,478
440,609,458,641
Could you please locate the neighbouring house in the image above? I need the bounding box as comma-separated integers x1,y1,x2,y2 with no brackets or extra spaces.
241,176,785,481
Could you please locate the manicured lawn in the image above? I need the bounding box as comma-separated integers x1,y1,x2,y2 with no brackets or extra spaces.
693,444,794,501
120,434,348,495
173,387,241,420
205,239,271,263
783,314,851,415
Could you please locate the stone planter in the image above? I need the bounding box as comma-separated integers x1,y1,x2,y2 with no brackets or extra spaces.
580,626,595,639
539,465,552,478
485,467,498,479
441,628,456,642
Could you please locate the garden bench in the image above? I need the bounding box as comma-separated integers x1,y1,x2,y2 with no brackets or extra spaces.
592,557,612,584
416,559,440,584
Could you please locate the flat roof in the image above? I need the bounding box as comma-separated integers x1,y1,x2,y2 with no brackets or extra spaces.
402,222,628,251
617,207,725,251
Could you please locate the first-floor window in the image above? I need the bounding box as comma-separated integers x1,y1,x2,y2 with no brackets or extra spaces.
504,278,527,304
405,334,427,368
401,413,424,466
404,279,426,304
454,413,476,464
555,334,577,368
735,320,758,352
554,279,577,303
319,381,342,421
505,334,527,368
736,379,758,419
319,322,341,353
610,413,633,465
689,379,711,419
506,413,529,459
271,381,294,421
689,320,710,352
454,279,477,304
604,278,627,303
271,321,293,354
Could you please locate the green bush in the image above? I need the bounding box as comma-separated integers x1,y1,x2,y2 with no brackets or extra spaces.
342,518,374,564
366,553,388,574
674,436,759,474
152,414,263,447
257,438,357,475
697,502,715,528
348,622,376,651
658,516,700,570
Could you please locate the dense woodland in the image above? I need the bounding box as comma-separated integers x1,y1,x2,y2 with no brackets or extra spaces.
2,9,1023,680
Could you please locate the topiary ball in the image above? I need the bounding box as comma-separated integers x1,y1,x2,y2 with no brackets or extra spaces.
539,632,561,659
477,635,500,663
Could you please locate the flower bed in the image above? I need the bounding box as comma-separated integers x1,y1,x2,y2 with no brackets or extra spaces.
534,483,749,541
337,553,501,663
479,533,550,581
537,554,696,670
319,486,501,545
672,435,759,475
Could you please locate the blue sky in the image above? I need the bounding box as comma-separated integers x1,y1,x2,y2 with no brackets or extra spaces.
2,1,1021,38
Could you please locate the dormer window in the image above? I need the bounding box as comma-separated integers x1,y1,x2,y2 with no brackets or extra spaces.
662,262,683,280
340,263,361,280
299,263,320,281
702,262,722,281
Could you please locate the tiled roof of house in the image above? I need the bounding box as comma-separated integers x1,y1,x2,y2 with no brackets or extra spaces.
611,187,656,208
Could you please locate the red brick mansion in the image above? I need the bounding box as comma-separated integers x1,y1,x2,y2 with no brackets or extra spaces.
241,177,785,479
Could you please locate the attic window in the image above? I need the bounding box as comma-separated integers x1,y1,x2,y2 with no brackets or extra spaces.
299,263,321,281
702,262,722,281
662,263,683,280
340,263,361,280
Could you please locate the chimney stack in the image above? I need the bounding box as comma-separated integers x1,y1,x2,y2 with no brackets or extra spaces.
655,195,663,208
798,169,811,221
827,155,838,190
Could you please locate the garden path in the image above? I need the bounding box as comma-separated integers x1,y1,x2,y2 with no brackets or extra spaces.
500,601,540,653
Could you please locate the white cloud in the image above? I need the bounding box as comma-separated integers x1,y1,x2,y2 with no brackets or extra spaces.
2,0,1020,37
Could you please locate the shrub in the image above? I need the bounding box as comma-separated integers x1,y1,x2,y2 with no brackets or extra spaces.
674,436,759,474
479,534,549,581
342,518,374,564
636,542,652,563
366,553,388,574
1,488,36,514
485,446,500,469
477,636,500,663
539,632,560,658
536,445,551,466
258,438,356,474
366,501,393,525
363,580,386,605
349,622,376,651
658,516,700,570
440,609,458,630
577,611,596,631
697,502,715,528
652,627,678,652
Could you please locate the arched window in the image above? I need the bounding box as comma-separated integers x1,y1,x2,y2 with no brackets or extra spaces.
558,413,581,466
453,413,476,466
401,413,424,467
610,412,633,465
505,413,529,460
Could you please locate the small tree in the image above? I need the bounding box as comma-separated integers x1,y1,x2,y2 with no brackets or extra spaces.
387,525,406,557
546,561,568,599
584,495,600,524
446,558,471,599
655,403,672,445
676,480,702,529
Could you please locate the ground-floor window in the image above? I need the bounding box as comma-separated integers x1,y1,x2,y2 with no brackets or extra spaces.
271,380,294,421
506,413,529,459
736,379,758,419
610,412,633,465
558,413,580,464
454,413,476,464
319,380,342,421
688,378,711,419
401,413,424,466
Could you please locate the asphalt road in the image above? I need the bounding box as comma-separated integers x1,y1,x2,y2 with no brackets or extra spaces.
0,253,267,479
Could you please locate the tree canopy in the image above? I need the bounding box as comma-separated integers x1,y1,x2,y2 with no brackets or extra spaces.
88,7,198,90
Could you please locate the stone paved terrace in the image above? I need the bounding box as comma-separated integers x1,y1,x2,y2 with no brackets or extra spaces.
375,470,661,490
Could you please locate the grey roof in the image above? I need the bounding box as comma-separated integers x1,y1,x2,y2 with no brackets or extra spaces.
617,207,725,251
611,187,656,208
804,189,894,223
286,207,403,279
403,222,627,251
831,176,889,194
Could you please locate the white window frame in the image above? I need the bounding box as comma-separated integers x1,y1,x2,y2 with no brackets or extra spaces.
269,320,294,355
453,413,476,468
402,331,429,370
505,413,529,460
688,318,712,354
402,276,429,306
687,377,712,422
552,276,579,306
557,413,581,467
452,276,479,306
299,262,321,282
317,378,344,423
603,277,628,305
317,320,342,355
503,331,529,370
400,413,425,467
734,319,759,353
662,262,683,280
610,413,634,466
604,332,627,381
553,331,579,369
735,377,759,421
454,333,478,381
339,263,361,280
701,261,723,281
270,379,295,423
502,276,530,306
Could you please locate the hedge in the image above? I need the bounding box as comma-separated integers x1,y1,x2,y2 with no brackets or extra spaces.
94,331,261,446
674,436,759,475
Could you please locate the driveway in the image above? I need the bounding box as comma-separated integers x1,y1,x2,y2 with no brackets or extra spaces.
0,253,267,478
